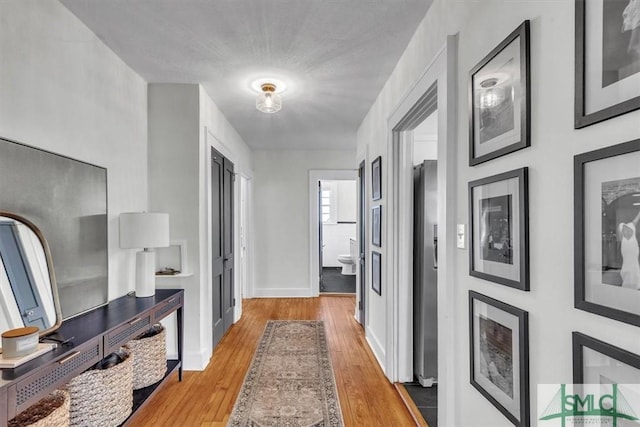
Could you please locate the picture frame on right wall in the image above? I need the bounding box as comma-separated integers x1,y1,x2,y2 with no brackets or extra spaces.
372,156,382,201
574,138,640,326
469,167,529,290
574,0,640,128
372,251,381,295
469,291,530,427
572,332,640,406
469,20,530,166
372,205,381,247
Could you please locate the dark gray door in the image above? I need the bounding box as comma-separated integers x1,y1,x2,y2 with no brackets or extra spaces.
358,161,366,326
222,156,235,333
211,148,234,350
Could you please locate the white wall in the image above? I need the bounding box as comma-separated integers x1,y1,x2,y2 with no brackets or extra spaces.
149,83,253,370
322,224,356,267
0,0,148,301
358,1,640,426
253,150,355,296
148,84,201,367
337,181,357,222
414,110,438,164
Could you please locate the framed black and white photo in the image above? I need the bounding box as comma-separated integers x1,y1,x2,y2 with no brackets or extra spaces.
469,20,530,166
469,291,529,427
575,138,640,326
573,332,640,404
372,156,382,201
372,205,381,247
575,0,640,128
469,168,529,290
372,251,381,295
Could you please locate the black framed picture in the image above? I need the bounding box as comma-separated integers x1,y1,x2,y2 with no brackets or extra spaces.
469,168,529,290
573,332,640,405
372,156,382,201
372,251,381,295
574,138,640,326
575,0,640,128
372,205,381,247
469,291,529,427
469,20,530,166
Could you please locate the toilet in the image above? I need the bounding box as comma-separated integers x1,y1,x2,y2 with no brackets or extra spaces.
337,238,357,275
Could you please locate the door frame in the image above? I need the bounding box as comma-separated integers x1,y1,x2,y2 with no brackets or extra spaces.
357,160,367,326
386,35,458,426
308,169,358,297
204,128,252,348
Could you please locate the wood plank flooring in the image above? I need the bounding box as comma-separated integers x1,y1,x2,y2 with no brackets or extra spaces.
129,296,417,426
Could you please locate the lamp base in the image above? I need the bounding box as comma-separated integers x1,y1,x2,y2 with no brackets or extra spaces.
135,250,156,297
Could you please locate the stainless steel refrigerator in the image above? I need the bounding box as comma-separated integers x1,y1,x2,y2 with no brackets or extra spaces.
413,160,438,387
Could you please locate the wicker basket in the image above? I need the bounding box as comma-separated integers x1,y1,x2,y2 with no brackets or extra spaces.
68,347,133,427
128,324,167,390
8,390,69,427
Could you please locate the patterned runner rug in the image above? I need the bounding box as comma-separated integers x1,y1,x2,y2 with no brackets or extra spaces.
228,320,344,426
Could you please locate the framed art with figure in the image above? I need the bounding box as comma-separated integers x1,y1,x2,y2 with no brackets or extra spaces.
575,0,640,128
469,291,530,427
469,20,530,166
469,168,529,290
575,138,640,326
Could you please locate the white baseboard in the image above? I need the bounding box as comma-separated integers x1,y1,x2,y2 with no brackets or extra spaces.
366,329,386,375
182,348,211,371
253,287,312,298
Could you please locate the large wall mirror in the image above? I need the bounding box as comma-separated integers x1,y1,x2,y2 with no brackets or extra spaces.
0,137,108,319
0,212,62,336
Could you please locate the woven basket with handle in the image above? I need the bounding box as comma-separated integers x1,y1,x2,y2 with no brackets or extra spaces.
128,324,166,390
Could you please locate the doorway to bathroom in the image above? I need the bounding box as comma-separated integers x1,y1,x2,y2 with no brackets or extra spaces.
319,179,358,293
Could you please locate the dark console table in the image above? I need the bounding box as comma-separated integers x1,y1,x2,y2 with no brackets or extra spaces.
0,288,184,425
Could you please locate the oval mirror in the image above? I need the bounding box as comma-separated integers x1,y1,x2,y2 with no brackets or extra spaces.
0,211,61,336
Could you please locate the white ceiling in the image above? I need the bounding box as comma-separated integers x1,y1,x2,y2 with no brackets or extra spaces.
60,0,433,151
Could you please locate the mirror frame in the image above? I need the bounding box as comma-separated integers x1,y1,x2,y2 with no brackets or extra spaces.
0,211,62,336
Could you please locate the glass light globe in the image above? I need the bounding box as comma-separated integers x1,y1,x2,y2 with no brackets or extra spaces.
256,83,282,113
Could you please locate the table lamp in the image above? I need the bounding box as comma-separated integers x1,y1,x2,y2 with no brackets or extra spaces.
119,212,170,297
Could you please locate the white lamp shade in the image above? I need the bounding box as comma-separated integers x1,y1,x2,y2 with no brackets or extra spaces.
119,212,170,249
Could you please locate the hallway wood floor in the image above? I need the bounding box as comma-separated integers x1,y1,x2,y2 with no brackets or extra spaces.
129,296,416,426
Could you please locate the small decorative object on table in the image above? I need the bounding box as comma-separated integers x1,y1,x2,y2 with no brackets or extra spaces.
2,326,40,358
68,346,133,427
156,267,180,276
128,324,167,389
8,389,69,427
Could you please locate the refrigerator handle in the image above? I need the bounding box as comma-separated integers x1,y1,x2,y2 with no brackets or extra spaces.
433,224,438,270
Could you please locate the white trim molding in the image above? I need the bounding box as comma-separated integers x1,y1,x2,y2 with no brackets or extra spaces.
308,169,358,297
252,288,313,298
386,34,458,427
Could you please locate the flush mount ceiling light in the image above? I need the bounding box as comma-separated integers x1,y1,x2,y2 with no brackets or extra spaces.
256,82,282,113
